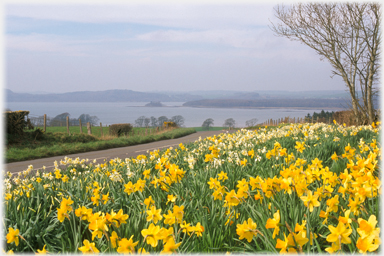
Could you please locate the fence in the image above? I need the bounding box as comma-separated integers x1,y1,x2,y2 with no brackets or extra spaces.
259,116,333,126
28,113,170,137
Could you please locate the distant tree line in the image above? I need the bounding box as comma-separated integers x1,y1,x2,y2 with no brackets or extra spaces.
29,112,99,127
305,110,335,121
201,118,239,130
134,115,185,128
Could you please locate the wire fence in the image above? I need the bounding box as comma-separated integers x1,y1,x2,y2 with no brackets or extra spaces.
26,113,102,127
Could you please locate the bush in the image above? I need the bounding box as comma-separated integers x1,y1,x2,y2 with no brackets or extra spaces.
333,110,356,126
164,121,177,128
109,123,133,137
4,110,30,135
31,128,44,140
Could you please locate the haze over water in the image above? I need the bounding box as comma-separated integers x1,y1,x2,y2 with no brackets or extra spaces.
6,102,338,128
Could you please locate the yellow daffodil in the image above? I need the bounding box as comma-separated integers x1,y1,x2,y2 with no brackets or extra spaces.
166,194,177,204
146,206,162,224
194,222,205,237
36,245,48,254
357,215,380,240
6,227,19,246
173,205,184,224
356,236,380,253
236,218,257,243
217,171,228,181
78,239,99,254
117,236,139,254
144,196,155,209
141,223,162,247
265,210,280,239
111,231,119,248
161,238,182,254
326,222,352,244
300,190,320,212
163,210,176,226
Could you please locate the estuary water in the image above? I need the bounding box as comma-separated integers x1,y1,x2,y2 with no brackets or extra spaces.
6,102,339,127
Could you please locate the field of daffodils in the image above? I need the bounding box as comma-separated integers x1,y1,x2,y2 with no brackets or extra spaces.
4,122,381,254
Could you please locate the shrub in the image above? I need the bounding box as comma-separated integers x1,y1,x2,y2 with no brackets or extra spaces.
164,121,177,128
4,110,30,135
333,110,356,126
31,128,44,140
109,123,133,137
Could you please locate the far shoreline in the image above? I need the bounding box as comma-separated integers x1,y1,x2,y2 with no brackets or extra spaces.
127,105,346,111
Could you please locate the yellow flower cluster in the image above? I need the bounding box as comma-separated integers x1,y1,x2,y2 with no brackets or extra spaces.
4,122,380,254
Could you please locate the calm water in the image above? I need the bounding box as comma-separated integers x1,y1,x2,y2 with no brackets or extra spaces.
6,102,338,127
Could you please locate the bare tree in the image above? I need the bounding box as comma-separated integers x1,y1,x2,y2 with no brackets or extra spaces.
171,115,185,127
143,117,151,127
270,3,381,124
78,114,99,126
150,116,158,127
223,118,236,128
202,118,214,130
245,118,259,127
158,116,168,127
135,116,146,127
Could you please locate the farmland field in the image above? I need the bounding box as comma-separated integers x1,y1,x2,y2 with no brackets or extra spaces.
4,122,380,254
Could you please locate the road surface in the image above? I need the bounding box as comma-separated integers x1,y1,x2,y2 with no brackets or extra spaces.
5,130,230,175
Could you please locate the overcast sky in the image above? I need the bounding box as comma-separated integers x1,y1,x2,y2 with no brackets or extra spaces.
4,0,347,94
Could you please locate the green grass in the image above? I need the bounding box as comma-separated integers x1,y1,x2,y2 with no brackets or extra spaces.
193,127,227,131
6,127,196,163
34,126,157,138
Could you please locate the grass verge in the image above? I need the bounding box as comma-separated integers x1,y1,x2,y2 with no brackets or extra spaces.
193,127,227,131
6,127,196,163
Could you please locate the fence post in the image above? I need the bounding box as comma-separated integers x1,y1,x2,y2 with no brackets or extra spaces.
79,119,83,133
66,116,70,135
87,122,92,135
43,114,46,132
100,122,103,137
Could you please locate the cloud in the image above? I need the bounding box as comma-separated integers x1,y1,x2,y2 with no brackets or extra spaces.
135,29,261,48
6,34,93,56
6,3,276,29
133,27,317,60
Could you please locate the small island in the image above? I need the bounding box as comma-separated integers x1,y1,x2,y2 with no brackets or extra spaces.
145,101,164,107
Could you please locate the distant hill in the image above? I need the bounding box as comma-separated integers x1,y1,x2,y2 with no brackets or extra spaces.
7,89,369,109
183,98,349,109
5,89,203,102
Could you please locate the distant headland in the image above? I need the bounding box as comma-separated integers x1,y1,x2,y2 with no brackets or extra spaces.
145,101,164,107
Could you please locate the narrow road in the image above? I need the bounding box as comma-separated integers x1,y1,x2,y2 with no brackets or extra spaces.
5,130,229,175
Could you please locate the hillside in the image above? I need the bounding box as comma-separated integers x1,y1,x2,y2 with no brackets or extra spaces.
5,89,203,102
183,98,348,109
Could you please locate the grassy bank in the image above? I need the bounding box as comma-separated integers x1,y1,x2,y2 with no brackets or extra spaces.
33,126,155,138
6,127,196,163
193,126,227,131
